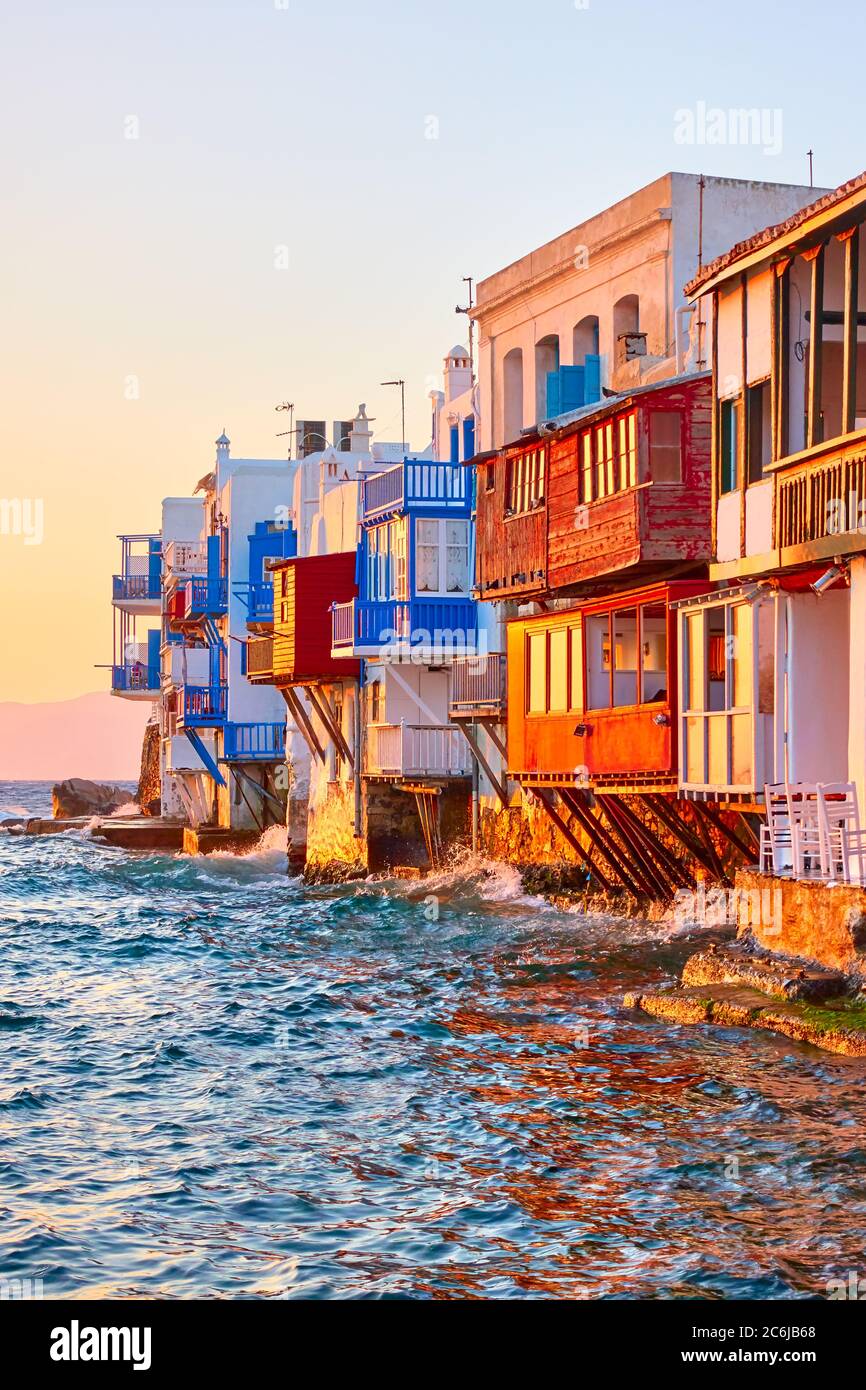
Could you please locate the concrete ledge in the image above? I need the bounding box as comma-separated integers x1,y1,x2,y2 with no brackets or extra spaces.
183,828,261,856
625,982,866,1057
97,822,184,851
735,868,866,975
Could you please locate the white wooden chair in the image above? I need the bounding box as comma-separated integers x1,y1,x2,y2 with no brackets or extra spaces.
788,783,824,880
817,783,866,886
760,783,793,874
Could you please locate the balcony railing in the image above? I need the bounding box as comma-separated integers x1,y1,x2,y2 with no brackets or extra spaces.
332,597,477,656
234,581,274,624
177,684,227,727
246,635,274,681
163,540,207,577
362,460,469,518
223,721,285,761
111,662,159,694
184,575,228,618
366,722,472,777
776,441,866,552
449,653,507,716
112,573,161,602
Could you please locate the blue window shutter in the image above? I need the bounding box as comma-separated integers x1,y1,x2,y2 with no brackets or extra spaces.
449,424,459,463
584,354,601,405
462,416,475,461
558,366,585,414
207,533,221,583
546,369,561,418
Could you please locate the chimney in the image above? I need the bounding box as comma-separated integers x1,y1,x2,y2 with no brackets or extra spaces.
348,403,373,454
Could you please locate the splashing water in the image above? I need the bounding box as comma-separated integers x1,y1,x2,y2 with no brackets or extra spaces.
1,779,865,1300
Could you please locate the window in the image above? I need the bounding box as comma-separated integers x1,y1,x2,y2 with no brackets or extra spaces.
528,632,547,713
595,423,614,498
581,432,593,503
368,679,382,724
484,463,495,492
415,518,469,595
392,519,407,600
747,380,771,483
506,448,546,515
618,411,637,489
524,622,582,716
720,397,740,494
586,601,670,711
649,411,682,483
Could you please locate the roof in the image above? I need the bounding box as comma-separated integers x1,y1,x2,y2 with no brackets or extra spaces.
685,171,865,297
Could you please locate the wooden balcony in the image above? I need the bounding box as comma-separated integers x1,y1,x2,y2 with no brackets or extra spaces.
163,540,207,580
176,684,227,729
449,653,507,720
332,597,478,659
362,460,470,520
222,721,285,762
774,431,866,564
246,635,274,683
366,723,471,778
272,552,359,684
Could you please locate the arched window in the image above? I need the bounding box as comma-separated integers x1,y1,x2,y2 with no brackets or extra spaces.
503,347,524,444
535,334,560,424
573,315,600,364
614,294,642,364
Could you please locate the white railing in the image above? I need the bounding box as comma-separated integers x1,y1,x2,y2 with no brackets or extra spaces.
362,466,404,515
366,722,471,777
332,599,355,647
163,540,208,577
450,653,506,711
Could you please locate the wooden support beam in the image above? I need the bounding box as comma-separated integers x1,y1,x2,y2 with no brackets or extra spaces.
229,766,265,835
558,790,644,897
737,810,762,859
414,790,441,868
601,797,676,902
528,788,612,891
840,226,860,435
304,684,355,770
478,718,507,761
692,801,732,886
805,243,826,449
456,723,508,807
644,794,720,878
698,802,758,867
281,687,326,764
617,796,696,890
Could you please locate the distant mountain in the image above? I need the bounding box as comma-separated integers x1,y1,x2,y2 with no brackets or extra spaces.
0,692,151,782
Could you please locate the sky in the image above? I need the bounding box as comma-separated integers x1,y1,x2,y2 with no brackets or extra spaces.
1,0,865,705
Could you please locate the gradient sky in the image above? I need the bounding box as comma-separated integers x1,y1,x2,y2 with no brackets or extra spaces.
2,0,864,703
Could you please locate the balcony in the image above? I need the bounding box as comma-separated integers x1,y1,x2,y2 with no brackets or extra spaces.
182,575,228,620
774,432,866,564
449,653,507,720
112,534,162,613
331,597,478,660
163,540,207,580
111,661,159,700
176,684,227,729
161,643,210,691
246,635,274,683
362,460,470,520
112,573,161,605
366,722,471,778
223,721,285,762
234,580,274,629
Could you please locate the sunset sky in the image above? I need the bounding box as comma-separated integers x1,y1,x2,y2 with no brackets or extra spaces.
2,0,864,705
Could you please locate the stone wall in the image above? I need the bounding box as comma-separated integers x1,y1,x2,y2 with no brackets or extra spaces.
736,868,866,976
136,718,161,816
304,778,472,882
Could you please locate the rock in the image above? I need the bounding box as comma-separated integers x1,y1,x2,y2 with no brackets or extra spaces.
135,719,161,817
51,779,133,820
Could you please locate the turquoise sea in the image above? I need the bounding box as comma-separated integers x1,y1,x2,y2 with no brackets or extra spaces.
1,779,865,1299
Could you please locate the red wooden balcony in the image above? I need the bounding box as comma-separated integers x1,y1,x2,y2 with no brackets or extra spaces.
271,552,359,685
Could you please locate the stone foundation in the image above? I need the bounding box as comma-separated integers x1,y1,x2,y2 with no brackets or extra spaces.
136,718,161,816
304,778,471,882
735,868,866,976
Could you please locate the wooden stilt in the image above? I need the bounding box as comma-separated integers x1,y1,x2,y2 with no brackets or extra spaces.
305,684,355,770
692,801,732,885
558,789,644,897
456,724,509,807
528,787,612,891
281,687,326,764
699,802,757,866
644,794,720,879
600,797,675,901
478,718,507,762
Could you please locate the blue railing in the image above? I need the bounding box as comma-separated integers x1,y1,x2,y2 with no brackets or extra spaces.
111,663,159,693
223,721,286,761
362,461,470,519
335,597,478,653
233,581,274,623
178,684,227,726
112,574,161,602
184,576,228,617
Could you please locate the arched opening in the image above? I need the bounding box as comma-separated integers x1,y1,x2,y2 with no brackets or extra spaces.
613,294,643,365
503,347,524,444
535,334,560,424
573,315,600,364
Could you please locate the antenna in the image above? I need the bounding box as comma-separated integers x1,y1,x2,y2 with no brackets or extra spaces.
275,401,294,458
381,380,406,455
456,275,476,380
807,149,814,187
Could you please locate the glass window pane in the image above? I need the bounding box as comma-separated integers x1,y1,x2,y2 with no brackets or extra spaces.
612,608,638,707
707,608,726,711
640,603,668,703
549,628,568,712
731,603,752,708
685,715,705,784
416,518,440,592
685,611,704,712
649,410,683,483
585,612,611,709
582,433,593,503
570,624,583,710
708,713,728,784
731,712,752,786
528,632,547,713
757,599,774,715
445,519,468,593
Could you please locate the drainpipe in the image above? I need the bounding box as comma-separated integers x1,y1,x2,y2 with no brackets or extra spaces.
674,303,695,375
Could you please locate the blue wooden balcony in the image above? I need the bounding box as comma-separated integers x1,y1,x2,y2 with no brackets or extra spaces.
332,597,478,659
112,573,162,603
176,684,227,728
184,575,228,619
111,662,159,698
233,581,274,627
362,460,470,521
222,721,285,762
